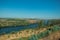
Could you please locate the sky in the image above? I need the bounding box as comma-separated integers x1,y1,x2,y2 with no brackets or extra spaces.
0,0,60,19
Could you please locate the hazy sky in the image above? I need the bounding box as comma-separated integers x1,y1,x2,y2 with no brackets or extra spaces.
0,0,60,19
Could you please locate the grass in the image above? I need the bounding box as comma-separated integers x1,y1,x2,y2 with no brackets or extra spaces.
0,18,31,27
19,25,60,40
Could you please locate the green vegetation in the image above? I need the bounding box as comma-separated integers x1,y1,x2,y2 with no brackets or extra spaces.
0,18,60,40
0,18,31,27
38,19,60,28
19,25,60,40
19,37,29,40
0,18,60,28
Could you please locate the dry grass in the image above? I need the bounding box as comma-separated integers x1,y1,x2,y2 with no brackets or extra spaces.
0,28,46,40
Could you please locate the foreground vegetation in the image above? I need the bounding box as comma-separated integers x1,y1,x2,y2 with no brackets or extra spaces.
18,25,60,40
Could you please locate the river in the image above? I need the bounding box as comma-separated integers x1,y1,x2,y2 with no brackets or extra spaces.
0,20,51,35
0,23,38,34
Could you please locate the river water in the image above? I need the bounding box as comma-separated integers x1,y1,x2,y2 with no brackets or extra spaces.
0,23,38,34
0,20,51,35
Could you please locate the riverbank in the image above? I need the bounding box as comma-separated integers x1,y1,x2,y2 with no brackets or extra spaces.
0,18,38,27
0,23,38,35
0,28,47,40
0,25,60,40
